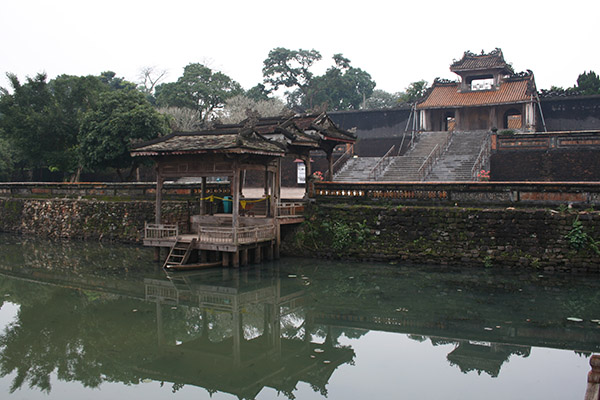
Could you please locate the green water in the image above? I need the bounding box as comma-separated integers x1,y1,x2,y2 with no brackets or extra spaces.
0,233,598,399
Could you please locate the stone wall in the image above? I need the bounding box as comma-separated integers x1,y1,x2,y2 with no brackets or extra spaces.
330,108,413,156
540,95,600,132
490,131,600,181
281,203,600,272
0,198,190,242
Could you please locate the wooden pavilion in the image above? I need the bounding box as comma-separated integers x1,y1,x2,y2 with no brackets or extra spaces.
131,113,355,268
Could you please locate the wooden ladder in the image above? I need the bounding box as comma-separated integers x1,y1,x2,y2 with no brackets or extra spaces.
163,239,196,269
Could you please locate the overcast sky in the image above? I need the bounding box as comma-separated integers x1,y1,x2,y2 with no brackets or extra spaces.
2,0,599,96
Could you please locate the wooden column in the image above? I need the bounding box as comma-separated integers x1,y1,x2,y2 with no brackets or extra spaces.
222,252,230,267
155,173,163,225
254,246,262,264
200,177,206,215
154,171,163,262
232,166,240,244
241,248,248,266
326,150,334,181
303,155,312,199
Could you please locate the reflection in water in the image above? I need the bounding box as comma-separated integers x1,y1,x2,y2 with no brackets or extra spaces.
0,234,598,399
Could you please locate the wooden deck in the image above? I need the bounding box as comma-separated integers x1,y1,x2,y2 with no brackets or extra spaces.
144,201,305,268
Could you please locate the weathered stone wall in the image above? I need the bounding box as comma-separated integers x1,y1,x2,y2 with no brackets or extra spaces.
0,198,190,242
330,108,413,156
540,95,600,132
490,131,600,181
282,204,600,272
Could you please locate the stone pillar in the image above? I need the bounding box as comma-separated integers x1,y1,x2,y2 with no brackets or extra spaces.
584,355,600,400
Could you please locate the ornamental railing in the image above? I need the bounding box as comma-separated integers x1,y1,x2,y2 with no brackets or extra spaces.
277,202,305,217
313,181,600,207
145,223,179,239
197,225,276,245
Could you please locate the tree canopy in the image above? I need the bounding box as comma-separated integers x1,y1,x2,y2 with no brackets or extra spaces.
0,71,168,181
154,63,243,125
78,89,170,179
262,48,375,111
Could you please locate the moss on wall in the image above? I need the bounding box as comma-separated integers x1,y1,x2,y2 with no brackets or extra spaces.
281,203,600,272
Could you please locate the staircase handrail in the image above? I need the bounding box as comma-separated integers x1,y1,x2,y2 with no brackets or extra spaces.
327,145,354,178
416,131,452,181
369,145,396,181
471,134,491,180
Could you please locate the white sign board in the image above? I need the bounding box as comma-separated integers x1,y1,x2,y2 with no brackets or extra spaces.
297,163,306,184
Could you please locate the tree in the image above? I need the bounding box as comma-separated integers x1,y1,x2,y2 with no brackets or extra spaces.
157,107,202,132
305,54,376,110
262,47,322,107
78,89,170,180
137,66,167,97
0,73,106,180
154,63,243,125
245,83,271,102
216,95,287,124
364,89,403,109
575,71,600,95
400,80,429,103
99,71,136,91
0,136,14,181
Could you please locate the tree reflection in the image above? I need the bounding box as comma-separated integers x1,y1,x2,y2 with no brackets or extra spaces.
1,237,600,397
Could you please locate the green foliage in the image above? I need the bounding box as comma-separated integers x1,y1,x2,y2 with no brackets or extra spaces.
483,255,493,268
245,83,271,101
78,89,170,176
576,71,600,95
565,216,600,254
305,54,376,111
262,48,376,111
0,73,108,178
155,63,243,125
0,137,15,181
364,89,403,109
298,216,371,255
262,47,322,100
399,80,429,103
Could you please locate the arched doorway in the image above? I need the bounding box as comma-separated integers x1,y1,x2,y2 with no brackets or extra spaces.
503,108,522,130
444,112,456,131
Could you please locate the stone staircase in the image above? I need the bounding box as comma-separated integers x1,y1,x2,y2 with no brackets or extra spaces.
426,131,489,181
333,156,381,182
380,132,450,181
333,131,488,182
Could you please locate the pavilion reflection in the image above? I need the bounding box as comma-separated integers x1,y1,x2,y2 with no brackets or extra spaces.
142,269,354,399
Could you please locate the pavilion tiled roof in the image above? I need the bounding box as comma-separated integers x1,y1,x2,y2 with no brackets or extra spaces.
450,48,514,74
417,78,533,109
131,113,355,157
130,128,285,157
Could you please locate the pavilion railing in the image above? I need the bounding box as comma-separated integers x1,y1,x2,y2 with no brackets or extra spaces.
145,223,179,239
277,202,305,217
197,225,276,244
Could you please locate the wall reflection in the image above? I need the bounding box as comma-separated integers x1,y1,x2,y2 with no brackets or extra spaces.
0,235,599,398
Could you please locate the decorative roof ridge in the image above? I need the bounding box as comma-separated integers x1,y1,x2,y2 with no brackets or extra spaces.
450,48,514,74
504,70,534,82
433,77,458,86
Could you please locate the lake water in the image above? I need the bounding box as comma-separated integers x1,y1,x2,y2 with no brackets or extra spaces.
0,233,598,399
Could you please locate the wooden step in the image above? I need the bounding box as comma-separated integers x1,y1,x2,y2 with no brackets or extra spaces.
163,239,196,269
